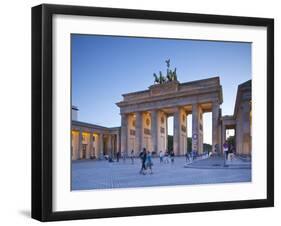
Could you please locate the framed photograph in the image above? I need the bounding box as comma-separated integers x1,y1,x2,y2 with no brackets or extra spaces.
32,4,274,221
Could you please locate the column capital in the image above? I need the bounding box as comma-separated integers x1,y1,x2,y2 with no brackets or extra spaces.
150,109,158,114
174,106,181,112
135,111,143,116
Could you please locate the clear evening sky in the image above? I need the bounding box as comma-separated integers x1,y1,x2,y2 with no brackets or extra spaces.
72,34,251,144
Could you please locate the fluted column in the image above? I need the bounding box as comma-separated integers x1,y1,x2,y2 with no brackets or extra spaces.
192,104,199,153
116,132,120,153
78,130,83,160
151,110,159,153
120,114,128,155
221,122,226,153
99,133,104,159
212,101,220,153
108,135,112,158
88,133,93,159
135,112,143,153
242,101,251,155
173,108,180,155
165,115,168,151
182,113,188,155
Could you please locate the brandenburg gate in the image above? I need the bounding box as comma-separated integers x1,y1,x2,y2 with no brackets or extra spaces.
116,77,223,156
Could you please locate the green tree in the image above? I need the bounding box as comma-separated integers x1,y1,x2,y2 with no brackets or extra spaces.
226,135,235,146
203,143,212,153
167,135,173,152
187,137,192,153
167,135,211,153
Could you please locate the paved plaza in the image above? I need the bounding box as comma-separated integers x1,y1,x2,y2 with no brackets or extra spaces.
71,156,251,190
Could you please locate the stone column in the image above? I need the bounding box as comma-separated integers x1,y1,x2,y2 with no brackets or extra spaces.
242,101,251,155
120,114,128,155
116,132,120,153
135,112,143,153
218,108,222,154
235,112,243,155
88,133,93,159
221,122,226,153
99,133,104,159
165,115,168,151
192,104,199,154
183,113,188,154
212,101,220,153
108,135,112,158
151,110,159,154
173,108,180,155
112,135,116,157
78,130,83,160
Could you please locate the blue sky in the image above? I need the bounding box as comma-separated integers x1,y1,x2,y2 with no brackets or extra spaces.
72,34,251,144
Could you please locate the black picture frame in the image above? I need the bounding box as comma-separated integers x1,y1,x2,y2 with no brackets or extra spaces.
31,3,274,222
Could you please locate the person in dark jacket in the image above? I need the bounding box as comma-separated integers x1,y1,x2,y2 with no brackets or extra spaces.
139,148,147,175
116,151,120,162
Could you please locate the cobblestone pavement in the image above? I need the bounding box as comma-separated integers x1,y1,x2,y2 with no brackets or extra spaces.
71,156,251,190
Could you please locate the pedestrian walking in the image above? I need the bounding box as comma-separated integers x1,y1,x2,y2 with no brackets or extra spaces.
130,149,134,164
122,151,126,163
159,150,164,163
139,148,147,175
228,144,235,161
223,142,228,165
170,150,175,164
192,150,196,160
185,151,190,162
146,151,153,174
116,151,120,162
164,151,169,164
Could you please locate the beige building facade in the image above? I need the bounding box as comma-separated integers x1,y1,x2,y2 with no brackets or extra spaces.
221,80,252,155
71,77,252,160
71,119,120,160
116,77,223,156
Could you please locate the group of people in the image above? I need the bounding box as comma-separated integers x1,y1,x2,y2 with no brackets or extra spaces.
112,143,236,174
223,142,235,161
159,150,175,164
139,148,153,175
116,150,127,163
185,150,201,162
116,148,177,175
116,149,140,165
